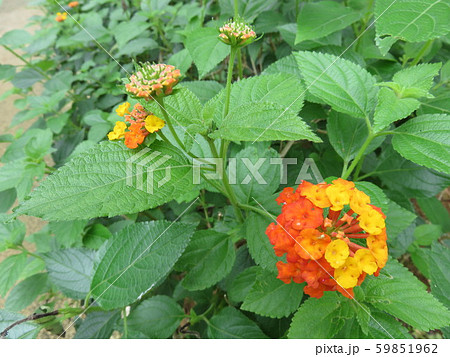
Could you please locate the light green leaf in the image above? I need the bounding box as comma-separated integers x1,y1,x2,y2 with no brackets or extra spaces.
127,296,184,338
392,114,450,174
168,49,192,74
367,311,412,338
185,27,229,79
207,306,268,339
295,51,378,118
75,310,120,339
177,230,236,291
83,224,112,250
219,0,277,21
375,0,450,53
113,21,150,47
245,213,280,273
180,81,223,104
49,220,88,248
385,201,417,257
327,111,385,162
393,63,442,97
262,55,301,77
228,266,259,303
365,259,450,331
288,292,346,338
241,267,303,318
90,221,195,310
210,103,320,142
42,248,95,300
373,88,420,132
0,253,27,297
413,224,442,246
16,141,194,221
0,216,25,252
5,273,48,311
0,310,39,339
296,1,361,43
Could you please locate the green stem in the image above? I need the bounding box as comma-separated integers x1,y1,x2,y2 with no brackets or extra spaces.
2,45,51,80
122,308,128,339
237,49,243,79
353,157,365,181
342,135,374,179
238,203,274,220
234,0,239,17
223,47,237,118
410,39,433,66
156,97,186,151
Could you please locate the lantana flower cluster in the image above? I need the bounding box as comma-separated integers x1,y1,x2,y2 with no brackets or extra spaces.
55,12,68,22
266,178,388,299
108,102,165,149
219,18,256,47
125,63,181,100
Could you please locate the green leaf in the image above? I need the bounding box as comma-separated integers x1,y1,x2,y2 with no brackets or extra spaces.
428,242,450,308
176,230,236,291
327,111,385,162
0,253,27,297
416,196,450,232
116,38,158,57
375,0,450,53
210,102,320,142
42,248,95,300
16,141,194,221
49,220,88,248
245,213,280,273
392,63,442,97
288,292,346,338
232,144,281,204
367,311,412,339
228,266,259,303
365,259,450,331
180,81,223,104
262,55,302,78
373,88,420,132
0,310,39,339
241,267,303,318
146,87,206,132
127,296,184,338
392,114,450,174
90,221,195,310
373,147,450,198
75,310,120,339
207,306,268,339
113,21,150,47
0,189,16,214
0,216,25,252
5,273,48,311
185,27,229,79
219,0,277,21
295,51,377,118
83,224,112,250
168,49,192,74
413,224,442,245
386,200,417,250
296,1,361,43
0,29,31,47
11,68,44,89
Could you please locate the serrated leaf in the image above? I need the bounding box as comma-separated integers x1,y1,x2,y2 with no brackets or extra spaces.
365,259,450,331
0,216,25,252
373,88,420,132
0,310,39,339
245,213,280,273
5,273,48,311
90,221,195,309
210,103,320,142
127,295,184,338
393,63,442,96
42,248,95,300
75,310,120,339
262,55,301,77
413,224,442,246
207,306,268,339
428,241,450,307
386,200,417,248
367,311,412,338
295,51,377,118
180,81,223,104
232,144,281,204
416,196,450,232
228,266,259,303
241,267,303,318
375,0,450,53
177,230,236,291
219,0,277,21
373,147,450,198
327,111,385,162
185,27,229,79
392,114,450,174
49,220,88,248
16,141,194,221
0,253,27,297
288,292,346,338
296,1,361,43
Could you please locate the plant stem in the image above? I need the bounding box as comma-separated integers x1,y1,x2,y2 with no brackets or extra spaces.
342,134,374,179
223,46,237,118
2,45,51,80
234,0,239,17
353,156,365,181
238,203,275,220
410,39,433,66
156,97,186,151
237,49,243,79
122,308,128,339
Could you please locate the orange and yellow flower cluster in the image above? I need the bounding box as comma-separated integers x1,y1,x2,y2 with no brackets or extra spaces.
55,12,68,22
219,18,256,47
266,178,388,299
108,102,165,149
125,63,181,100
